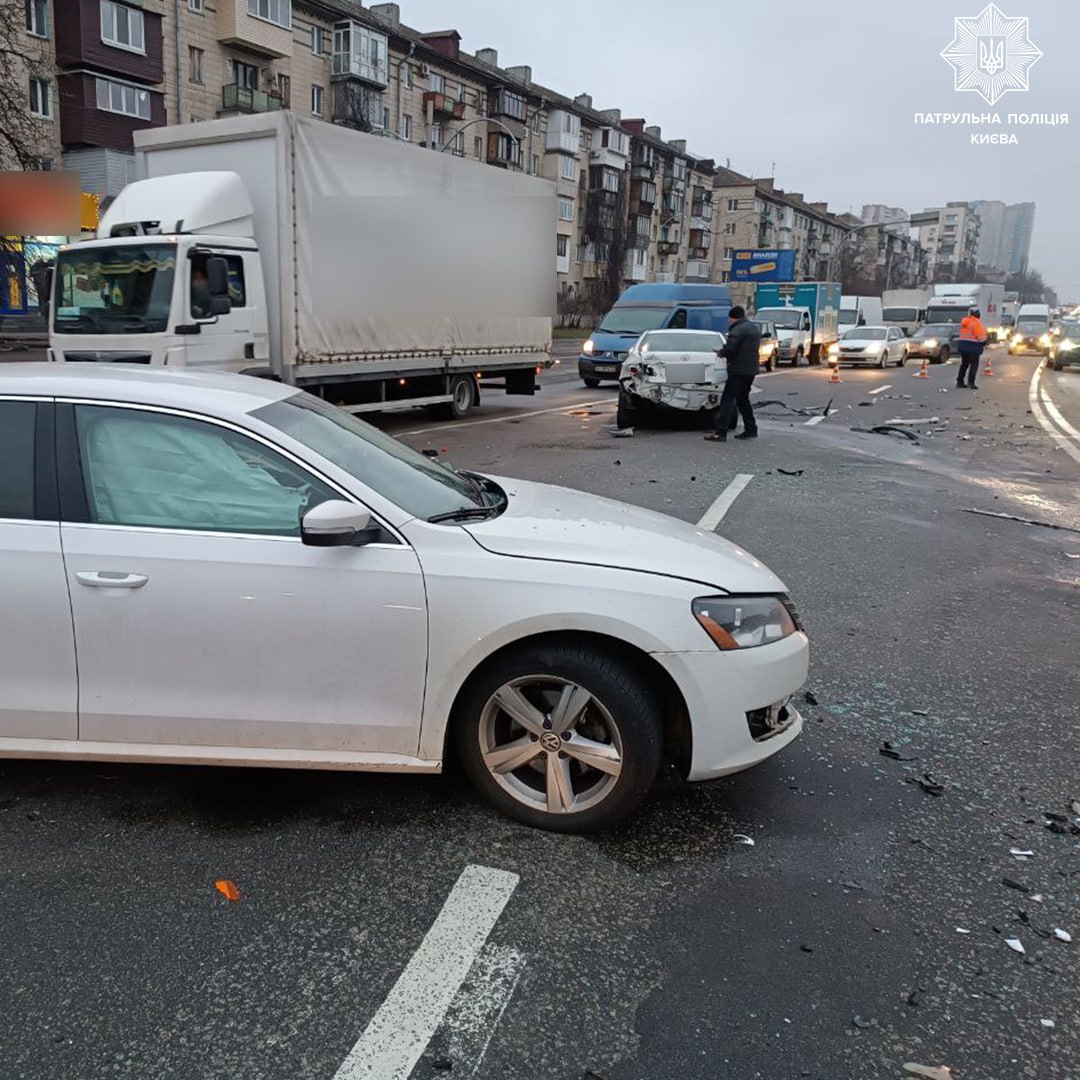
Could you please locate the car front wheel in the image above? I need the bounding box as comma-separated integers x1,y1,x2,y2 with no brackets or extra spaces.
877,351,887,368
455,644,662,833
582,377,601,388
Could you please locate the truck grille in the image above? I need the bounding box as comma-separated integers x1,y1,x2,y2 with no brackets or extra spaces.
63,351,152,364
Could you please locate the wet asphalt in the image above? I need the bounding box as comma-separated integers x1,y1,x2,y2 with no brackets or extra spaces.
1,345,1078,1080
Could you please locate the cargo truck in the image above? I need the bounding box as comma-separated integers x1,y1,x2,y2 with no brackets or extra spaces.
49,113,554,419
753,282,841,365
882,288,931,336
838,295,883,330
924,284,1004,332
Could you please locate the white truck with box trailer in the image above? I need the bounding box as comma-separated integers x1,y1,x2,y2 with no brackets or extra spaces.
49,112,554,419
882,289,931,336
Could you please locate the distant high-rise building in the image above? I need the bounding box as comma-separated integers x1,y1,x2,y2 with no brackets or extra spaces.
970,200,1035,274
861,204,908,227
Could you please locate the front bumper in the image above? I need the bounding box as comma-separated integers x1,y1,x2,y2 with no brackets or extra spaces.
1009,340,1048,354
579,355,626,379
624,380,724,412
1051,350,1080,367
652,631,809,781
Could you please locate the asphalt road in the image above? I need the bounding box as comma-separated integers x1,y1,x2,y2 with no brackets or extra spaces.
2,344,1078,1080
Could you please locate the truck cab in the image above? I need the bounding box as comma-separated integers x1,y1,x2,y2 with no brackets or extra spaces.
579,283,732,386
50,173,269,372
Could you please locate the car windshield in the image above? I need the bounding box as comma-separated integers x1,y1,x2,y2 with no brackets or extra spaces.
924,308,967,325
53,243,177,334
252,393,489,521
642,331,723,352
883,307,918,321
596,307,672,334
1016,321,1044,334
757,308,802,329
1001,314,1015,325
843,328,886,340
1064,324,1080,340
914,325,952,339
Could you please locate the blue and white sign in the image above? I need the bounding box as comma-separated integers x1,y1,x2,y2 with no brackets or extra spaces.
731,249,797,282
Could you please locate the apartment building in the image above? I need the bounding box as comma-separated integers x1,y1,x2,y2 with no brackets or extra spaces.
845,224,928,291
861,203,908,232
711,169,845,308
970,199,1035,275
918,202,981,280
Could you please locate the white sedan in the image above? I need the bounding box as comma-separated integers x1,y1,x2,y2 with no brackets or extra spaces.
830,326,909,368
0,366,808,833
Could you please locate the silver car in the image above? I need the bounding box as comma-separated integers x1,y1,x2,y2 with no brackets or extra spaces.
829,325,909,368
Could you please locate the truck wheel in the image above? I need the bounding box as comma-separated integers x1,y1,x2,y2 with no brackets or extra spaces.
431,375,476,420
615,390,639,429
453,642,662,833
793,348,804,367
582,377,601,388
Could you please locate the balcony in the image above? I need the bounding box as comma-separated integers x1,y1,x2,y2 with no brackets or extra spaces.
689,228,709,250
625,252,648,281
663,172,686,193
217,0,292,59
631,179,656,214
490,88,527,122
332,21,389,88
221,83,282,114
546,110,580,153
654,271,677,283
690,210,710,231
631,161,654,180
488,131,519,167
686,260,711,281
657,240,679,256
424,91,465,120
689,246,709,260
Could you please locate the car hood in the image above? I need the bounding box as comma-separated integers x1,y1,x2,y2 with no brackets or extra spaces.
463,477,785,592
586,330,646,354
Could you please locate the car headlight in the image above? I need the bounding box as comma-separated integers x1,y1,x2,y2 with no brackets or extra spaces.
923,338,938,348
1058,339,1079,351
828,343,839,356
692,595,801,651
583,340,595,355
1013,335,1025,343
1039,334,1052,346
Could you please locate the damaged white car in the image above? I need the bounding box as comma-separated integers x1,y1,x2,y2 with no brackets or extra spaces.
615,329,728,429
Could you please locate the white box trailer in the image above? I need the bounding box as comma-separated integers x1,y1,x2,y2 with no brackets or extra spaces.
50,112,555,418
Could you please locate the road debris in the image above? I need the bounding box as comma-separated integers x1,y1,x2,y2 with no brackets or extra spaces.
1053,928,1072,943
880,741,918,762
903,1064,954,1080
215,879,241,902
1002,878,1031,893
1017,912,1051,938
804,690,819,706
777,468,805,476
885,417,941,426
955,927,971,934
732,834,756,846
840,880,864,891
851,424,920,443
607,426,635,438
962,509,1080,534
800,944,814,953
851,1016,874,1029
1010,848,1035,859
1005,938,1026,955
906,774,944,796
911,709,930,716
1041,1018,1056,1029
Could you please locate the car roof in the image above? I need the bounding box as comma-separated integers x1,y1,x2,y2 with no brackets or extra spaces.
0,363,295,415
842,325,891,332
643,328,723,334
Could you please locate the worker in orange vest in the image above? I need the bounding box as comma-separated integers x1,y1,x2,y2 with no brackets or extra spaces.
957,307,988,389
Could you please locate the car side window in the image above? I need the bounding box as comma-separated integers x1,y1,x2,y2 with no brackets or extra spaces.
74,405,339,536
669,309,687,329
0,401,36,521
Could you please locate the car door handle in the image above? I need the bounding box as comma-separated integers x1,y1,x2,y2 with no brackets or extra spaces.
76,571,149,589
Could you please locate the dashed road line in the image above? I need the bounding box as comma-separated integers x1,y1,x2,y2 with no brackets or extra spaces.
697,474,754,531
332,865,519,1080
1028,362,1080,467
868,385,892,395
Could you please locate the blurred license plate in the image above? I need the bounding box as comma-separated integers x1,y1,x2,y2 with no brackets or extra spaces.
595,365,618,373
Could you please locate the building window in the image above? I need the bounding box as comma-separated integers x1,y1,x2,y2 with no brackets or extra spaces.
248,0,290,30
101,1,145,52
188,0,204,11
601,169,619,193
401,113,412,140
531,153,540,175
25,0,49,37
311,84,324,115
28,77,51,119
382,106,390,131
429,71,445,94
558,196,574,221
232,60,258,90
96,77,151,120
456,81,466,102
557,235,568,257
723,222,736,235
402,63,412,89
531,111,541,134
430,122,443,148
277,73,290,107
727,198,738,211
311,26,325,54
452,131,464,156
492,88,526,121
474,135,482,160
560,156,578,181
188,47,204,84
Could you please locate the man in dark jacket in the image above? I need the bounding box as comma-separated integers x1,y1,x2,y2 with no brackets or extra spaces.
705,306,761,442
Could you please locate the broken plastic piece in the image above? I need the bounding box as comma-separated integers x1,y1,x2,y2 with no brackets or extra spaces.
215,879,240,902
1005,938,1026,954
962,509,1080,534
777,468,805,476
732,834,755,846
1002,878,1030,893
1009,848,1035,858
955,927,971,934
903,1065,954,1080
907,774,944,796
1040,1018,1055,1028
1053,928,1072,943
609,427,635,438
880,741,918,761
804,690,819,706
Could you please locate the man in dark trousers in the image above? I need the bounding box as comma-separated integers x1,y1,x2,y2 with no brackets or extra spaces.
957,307,987,389
705,306,761,442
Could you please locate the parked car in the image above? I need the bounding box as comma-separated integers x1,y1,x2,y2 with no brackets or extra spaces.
906,323,962,364
1048,322,1080,370
0,365,808,834
754,319,780,372
617,329,728,428
828,326,909,368
1008,319,1053,356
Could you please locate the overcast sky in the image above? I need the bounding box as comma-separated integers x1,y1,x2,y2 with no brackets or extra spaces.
395,0,1080,298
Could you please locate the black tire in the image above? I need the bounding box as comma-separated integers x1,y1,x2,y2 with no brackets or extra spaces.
877,351,887,369
897,350,907,367
582,377,601,388
1053,360,1064,371
615,389,638,429
454,643,663,833
793,348,804,367
939,347,950,363
430,375,476,420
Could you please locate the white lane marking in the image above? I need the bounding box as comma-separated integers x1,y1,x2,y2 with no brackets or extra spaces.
697,474,754,531
332,865,519,1080
441,944,524,1078
400,398,610,436
868,385,892,395
1028,362,1080,467
803,408,839,427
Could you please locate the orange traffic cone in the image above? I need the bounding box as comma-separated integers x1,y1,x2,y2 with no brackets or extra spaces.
828,362,842,384
916,358,929,379
982,353,994,376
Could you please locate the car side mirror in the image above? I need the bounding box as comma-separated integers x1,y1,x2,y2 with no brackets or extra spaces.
301,500,381,547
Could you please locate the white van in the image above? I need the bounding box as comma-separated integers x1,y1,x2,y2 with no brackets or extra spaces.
1009,304,1052,356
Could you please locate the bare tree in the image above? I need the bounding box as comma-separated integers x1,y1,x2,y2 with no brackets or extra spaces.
0,2,52,170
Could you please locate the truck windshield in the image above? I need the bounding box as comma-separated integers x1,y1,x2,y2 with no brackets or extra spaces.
838,310,858,325
53,244,177,334
596,307,673,335
883,307,917,322
252,393,491,521
756,308,802,329
924,307,966,325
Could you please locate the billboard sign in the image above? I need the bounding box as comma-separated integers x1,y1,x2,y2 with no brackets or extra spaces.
731,248,797,282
